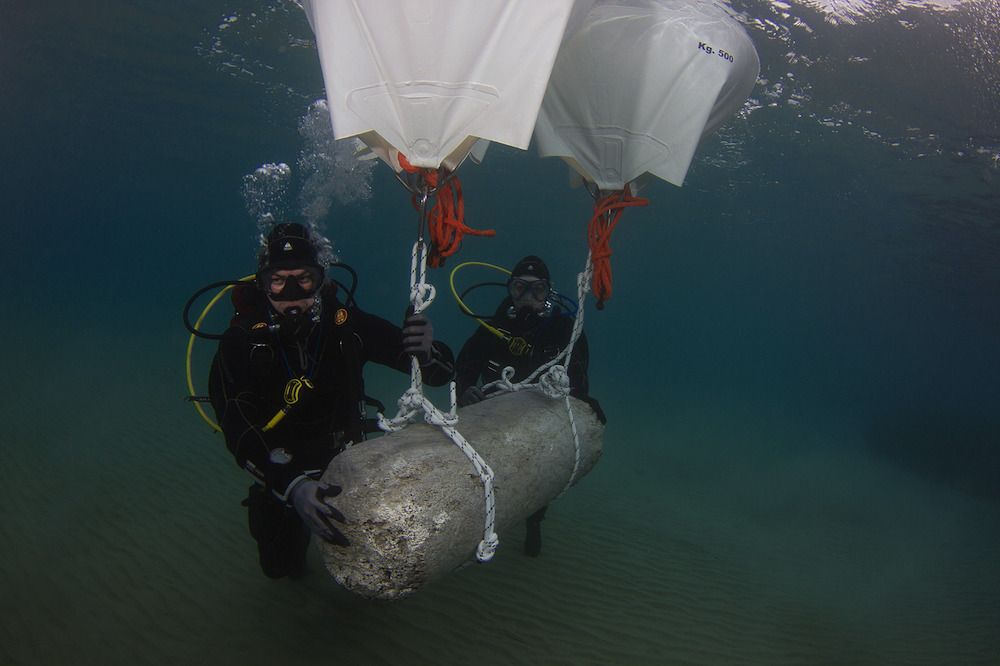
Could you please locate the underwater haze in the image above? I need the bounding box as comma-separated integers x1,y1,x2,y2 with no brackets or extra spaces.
2,1,999,664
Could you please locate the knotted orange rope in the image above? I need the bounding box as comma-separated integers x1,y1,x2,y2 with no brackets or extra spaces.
398,153,495,267
588,184,650,309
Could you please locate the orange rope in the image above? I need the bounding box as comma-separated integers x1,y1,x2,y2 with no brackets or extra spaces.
398,153,495,267
587,184,650,309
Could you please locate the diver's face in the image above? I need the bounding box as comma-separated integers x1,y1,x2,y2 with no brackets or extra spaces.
508,276,550,313
266,267,317,315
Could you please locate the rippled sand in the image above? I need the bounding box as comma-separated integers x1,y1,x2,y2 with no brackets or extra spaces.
3,371,998,665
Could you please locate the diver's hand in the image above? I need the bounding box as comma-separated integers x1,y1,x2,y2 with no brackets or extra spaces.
402,313,434,359
289,479,349,546
458,386,486,407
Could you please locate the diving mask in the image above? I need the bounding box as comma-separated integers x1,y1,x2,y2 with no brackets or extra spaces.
264,268,322,302
508,277,550,301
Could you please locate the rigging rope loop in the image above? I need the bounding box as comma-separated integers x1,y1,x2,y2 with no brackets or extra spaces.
378,230,501,560
408,240,436,316
376,379,500,562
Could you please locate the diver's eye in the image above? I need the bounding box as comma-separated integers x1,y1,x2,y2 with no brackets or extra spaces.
529,281,549,299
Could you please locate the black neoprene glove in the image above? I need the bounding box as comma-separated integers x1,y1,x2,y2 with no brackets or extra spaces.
402,313,435,360
458,386,486,407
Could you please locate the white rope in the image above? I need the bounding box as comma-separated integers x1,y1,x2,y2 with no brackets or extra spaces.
408,240,436,316
378,239,499,561
479,253,595,497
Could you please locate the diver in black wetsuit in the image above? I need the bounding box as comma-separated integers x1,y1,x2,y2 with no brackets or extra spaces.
454,255,605,557
208,223,454,579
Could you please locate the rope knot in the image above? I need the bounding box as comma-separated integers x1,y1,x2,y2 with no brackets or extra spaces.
410,281,436,313
476,532,500,562
397,386,424,412
539,365,570,398
498,365,517,389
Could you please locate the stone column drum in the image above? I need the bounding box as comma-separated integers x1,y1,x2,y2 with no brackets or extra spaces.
319,390,605,599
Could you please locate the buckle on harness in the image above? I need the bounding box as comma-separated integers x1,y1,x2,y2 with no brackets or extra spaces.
508,337,531,356
282,376,314,405
263,376,315,432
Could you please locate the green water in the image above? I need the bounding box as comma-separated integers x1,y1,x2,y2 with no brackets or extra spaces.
2,1,999,664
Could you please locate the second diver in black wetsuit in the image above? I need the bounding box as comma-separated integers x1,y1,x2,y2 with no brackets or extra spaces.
454,255,605,557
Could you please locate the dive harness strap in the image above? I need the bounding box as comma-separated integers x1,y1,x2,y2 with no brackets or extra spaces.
253,286,372,446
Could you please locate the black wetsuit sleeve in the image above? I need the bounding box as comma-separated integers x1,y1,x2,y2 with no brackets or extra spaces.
350,307,455,386
455,327,493,395
210,330,278,478
568,331,590,399
566,331,606,424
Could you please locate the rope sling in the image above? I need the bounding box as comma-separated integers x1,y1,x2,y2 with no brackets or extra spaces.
376,174,501,561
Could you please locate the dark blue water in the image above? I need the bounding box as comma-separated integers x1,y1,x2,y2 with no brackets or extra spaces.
3,1,999,664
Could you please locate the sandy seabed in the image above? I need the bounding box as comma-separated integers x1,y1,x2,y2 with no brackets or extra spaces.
2,356,998,666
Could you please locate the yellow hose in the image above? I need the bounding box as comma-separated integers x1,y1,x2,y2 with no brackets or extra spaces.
448,261,511,341
186,275,256,432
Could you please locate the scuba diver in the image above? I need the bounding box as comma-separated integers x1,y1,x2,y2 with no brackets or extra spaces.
207,222,455,579
455,255,605,557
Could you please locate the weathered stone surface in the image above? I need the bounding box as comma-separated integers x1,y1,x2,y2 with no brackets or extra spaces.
318,390,604,599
